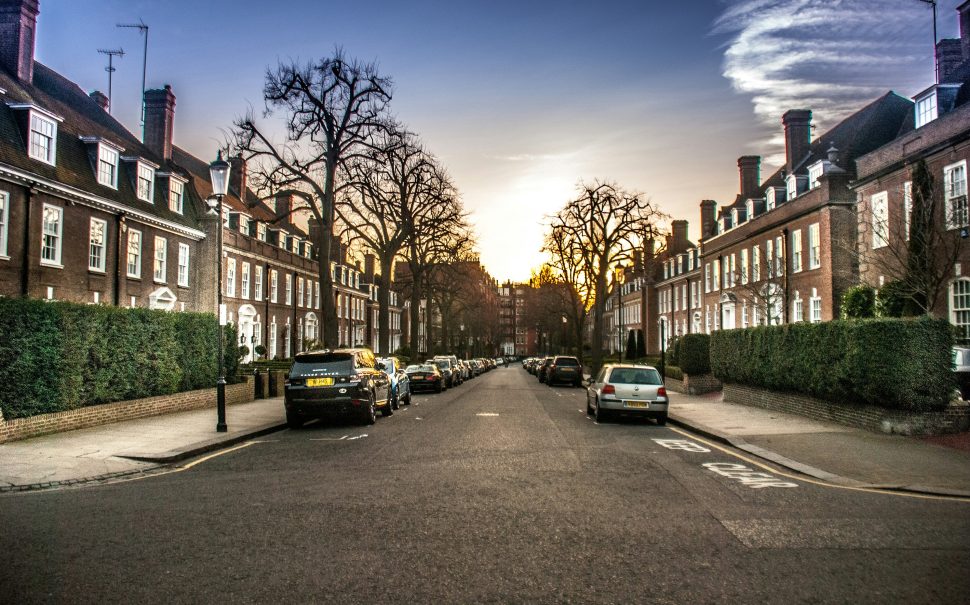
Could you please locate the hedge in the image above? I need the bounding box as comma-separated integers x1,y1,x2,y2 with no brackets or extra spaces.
664,365,684,380
710,317,953,411
0,298,234,420
677,334,711,375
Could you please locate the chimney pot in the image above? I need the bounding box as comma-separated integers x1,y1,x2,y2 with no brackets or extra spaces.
700,200,718,240
782,109,812,175
737,156,761,200
90,90,110,112
144,85,176,161
229,155,247,205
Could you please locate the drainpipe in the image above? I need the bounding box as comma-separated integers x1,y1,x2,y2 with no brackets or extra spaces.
782,228,791,324
264,263,271,355
20,186,35,296
114,214,125,306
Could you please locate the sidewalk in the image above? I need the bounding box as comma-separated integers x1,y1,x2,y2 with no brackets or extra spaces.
0,398,286,492
668,391,970,497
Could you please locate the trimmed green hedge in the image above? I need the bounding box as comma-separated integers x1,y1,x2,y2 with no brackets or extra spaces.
677,334,711,375
710,317,953,411
0,298,232,420
664,365,684,380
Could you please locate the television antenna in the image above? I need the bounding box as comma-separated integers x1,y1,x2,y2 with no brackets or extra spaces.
97,48,124,114
117,20,149,134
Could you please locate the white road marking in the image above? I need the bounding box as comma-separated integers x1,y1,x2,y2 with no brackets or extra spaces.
703,462,798,489
309,435,349,441
653,438,711,453
476,413,499,417
415,417,423,421
346,434,369,440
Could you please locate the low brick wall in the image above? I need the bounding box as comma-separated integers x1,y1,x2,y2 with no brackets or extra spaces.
666,373,721,396
0,377,255,444
723,383,970,436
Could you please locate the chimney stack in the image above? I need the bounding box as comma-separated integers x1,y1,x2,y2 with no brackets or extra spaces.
937,39,963,81
90,90,109,112
782,109,812,175
144,85,176,161
0,0,38,83
700,200,718,240
737,156,761,200
670,219,689,254
364,253,376,281
960,1,970,62
275,193,292,225
229,155,247,205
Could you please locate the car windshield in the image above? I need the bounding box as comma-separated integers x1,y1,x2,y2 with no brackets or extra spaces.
407,364,436,372
434,360,451,370
290,353,354,376
555,357,579,366
608,367,662,385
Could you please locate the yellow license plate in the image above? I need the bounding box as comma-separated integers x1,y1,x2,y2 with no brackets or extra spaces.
306,377,334,387
624,401,648,408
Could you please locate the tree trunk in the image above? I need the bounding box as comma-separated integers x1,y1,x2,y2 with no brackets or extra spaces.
591,271,607,375
320,160,339,347
378,253,393,355
408,267,422,356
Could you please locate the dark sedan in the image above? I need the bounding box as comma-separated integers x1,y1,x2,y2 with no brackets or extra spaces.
405,364,445,393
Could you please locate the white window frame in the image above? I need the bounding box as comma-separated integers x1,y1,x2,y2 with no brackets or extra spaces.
97,143,120,189
241,262,251,299
126,228,142,278
298,276,305,308
271,270,279,303
153,236,167,283
950,278,970,343
740,248,749,284
810,289,822,323
136,162,155,203
871,191,889,249
766,239,774,278
0,190,8,258
28,110,58,165
903,182,912,242
807,161,824,189
177,243,190,287
808,223,821,269
792,229,802,273
285,274,293,305
169,177,186,215
89,217,107,272
254,266,263,301
944,160,968,230
752,245,760,282
41,204,64,267
226,258,236,297
915,91,938,129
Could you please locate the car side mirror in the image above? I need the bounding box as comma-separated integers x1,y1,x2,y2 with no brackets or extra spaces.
377,362,386,371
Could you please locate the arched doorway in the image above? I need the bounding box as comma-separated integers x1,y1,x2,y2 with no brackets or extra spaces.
720,293,737,330
237,304,257,363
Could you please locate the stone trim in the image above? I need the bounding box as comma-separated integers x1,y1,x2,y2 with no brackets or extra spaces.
723,383,970,436
0,377,255,444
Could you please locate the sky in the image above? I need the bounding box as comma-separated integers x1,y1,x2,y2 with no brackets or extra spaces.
36,0,961,283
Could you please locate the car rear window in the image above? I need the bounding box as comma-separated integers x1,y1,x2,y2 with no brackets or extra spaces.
434,360,451,370
608,367,662,385
554,357,579,366
291,353,354,376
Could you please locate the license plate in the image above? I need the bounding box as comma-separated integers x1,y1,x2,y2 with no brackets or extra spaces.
306,377,334,387
411,376,424,380
624,400,649,408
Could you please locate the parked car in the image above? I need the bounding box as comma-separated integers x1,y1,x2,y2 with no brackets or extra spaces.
537,357,554,383
406,364,444,393
586,364,668,425
434,356,463,386
378,356,411,409
953,347,970,400
284,348,391,428
428,358,456,388
546,355,583,387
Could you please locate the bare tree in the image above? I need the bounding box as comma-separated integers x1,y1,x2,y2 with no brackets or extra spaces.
525,264,582,359
337,126,438,354
232,49,392,347
545,181,665,373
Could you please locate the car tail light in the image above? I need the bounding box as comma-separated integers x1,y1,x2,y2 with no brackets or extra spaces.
658,387,667,397
286,378,302,386
602,384,615,395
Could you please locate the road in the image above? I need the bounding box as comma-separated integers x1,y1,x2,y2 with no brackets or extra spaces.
1,366,969,603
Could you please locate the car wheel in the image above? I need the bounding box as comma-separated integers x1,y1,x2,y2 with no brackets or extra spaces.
586,395,593,416
403,392,411,406
361,393,377,425
381,396,394,417
656,412,668,426
391,393,400,410
286,410,303,429
594,399,609,423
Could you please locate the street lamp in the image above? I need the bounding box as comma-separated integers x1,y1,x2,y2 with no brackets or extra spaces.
207,151,231,433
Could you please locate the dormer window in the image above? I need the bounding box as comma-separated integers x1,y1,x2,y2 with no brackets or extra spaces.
257,223,267,242
239,215,250,235
29,111,58,165
807,161,825,189
915,90,938,128
168,176,186,214
96,144,120,188
136,162,155,202
746,199,755,219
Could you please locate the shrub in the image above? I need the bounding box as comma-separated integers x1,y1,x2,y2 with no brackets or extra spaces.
667,337,680,367
841,285,876,319
678,334,711,375
877,280,907,318
710,317,953,411
665,365,684,380
0,298,223,419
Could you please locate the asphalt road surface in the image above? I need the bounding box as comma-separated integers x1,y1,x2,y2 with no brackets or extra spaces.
2,366,969,604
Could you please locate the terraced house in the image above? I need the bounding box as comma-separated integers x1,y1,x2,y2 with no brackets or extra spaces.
0,0,403,358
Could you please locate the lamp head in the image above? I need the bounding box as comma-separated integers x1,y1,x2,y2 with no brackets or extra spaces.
209,150,231,197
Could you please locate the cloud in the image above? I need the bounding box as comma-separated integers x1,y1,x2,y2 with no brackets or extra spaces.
714,0,950,164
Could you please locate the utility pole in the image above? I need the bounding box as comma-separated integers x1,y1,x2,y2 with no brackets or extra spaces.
97,48,124,113
919,0,939,83
117,20,149,135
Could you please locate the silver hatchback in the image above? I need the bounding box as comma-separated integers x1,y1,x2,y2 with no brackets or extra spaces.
586,364,669,425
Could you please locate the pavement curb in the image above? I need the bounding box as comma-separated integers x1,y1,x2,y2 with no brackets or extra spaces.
116,420,289,463
668,413,970,499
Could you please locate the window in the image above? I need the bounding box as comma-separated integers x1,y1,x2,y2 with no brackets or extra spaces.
137,163,155,202
774,236,783,276
177,243,190,287
810,289,822,323
791,229,802,272
315,282,320,309
0,191,8,257
712,259,720,290
298,277,305,307
752,245,760,282
29,112,57,165
254,266,263,301
89,218,107,272
153,236,167,282
786,174,798,201
915,92,938,129
793,294,804,322
97,144,119,189
41,204,63,266
258,223,267,242
741,304,748,328
226,258,236,296
740,249,749,284
766,239,774,278
271,270,279,303
807,162,824,189
808,223,821,269
169,178,185,215
285,274,292,305
729,254,736,287
126,229,141,277
945,161,968,230
951,279,970,343
871,191,889,248
241,262,251,299
903,182,912,242
269,317,278,359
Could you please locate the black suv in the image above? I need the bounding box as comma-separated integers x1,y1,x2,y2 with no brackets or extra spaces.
547,356,583,387
284,349,391,427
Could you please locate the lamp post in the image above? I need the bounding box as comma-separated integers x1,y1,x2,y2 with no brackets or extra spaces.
207,152,231,433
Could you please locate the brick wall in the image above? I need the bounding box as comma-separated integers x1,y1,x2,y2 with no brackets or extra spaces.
666,373,722,396
0,376,255,444
723,383,970,436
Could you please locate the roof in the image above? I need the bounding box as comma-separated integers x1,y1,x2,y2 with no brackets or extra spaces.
0,62,203,231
